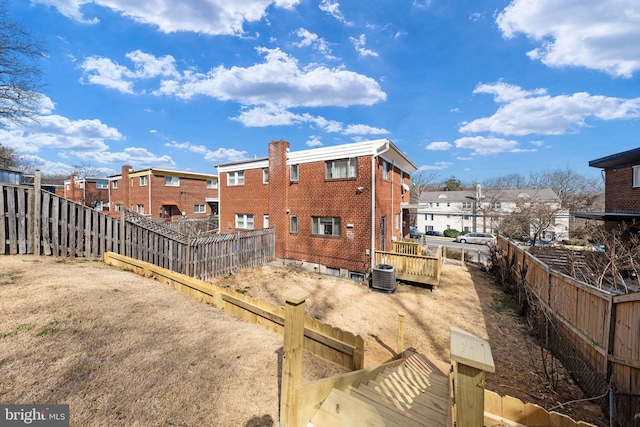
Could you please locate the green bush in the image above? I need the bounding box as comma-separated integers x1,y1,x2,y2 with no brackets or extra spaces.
443,228,460,238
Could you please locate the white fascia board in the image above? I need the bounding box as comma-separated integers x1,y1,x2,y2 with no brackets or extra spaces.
217,159,269,173
288,139,388,165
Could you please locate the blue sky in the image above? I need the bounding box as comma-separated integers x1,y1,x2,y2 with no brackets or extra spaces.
6,0,640,183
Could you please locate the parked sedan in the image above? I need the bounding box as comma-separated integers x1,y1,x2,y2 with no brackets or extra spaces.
409,226,423,238
455,232,497,245
424,230,444,237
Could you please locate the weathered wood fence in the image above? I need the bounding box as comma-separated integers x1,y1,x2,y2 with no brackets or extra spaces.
495,237,640,426
0,181,275,280
104,252,364,371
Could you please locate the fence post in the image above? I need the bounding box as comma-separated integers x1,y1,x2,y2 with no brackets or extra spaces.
33,169,41,255
119,205,125,256
280,288,309,427
397,313,405,357
185,233,191,277
450,327,495,427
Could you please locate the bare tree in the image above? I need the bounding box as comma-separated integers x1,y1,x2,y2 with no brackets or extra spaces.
482,173,530,190
409,170,440,203
0,142,18,169
500,194,564,246
0,1,45,127
531,167,603,212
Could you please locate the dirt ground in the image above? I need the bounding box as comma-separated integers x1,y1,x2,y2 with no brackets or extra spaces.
0,255,607,426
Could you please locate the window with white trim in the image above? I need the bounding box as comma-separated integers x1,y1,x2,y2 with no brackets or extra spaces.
326,267,340,276
206,179,218,189
96,181,108,189
164,176,180,186
383,161,389,180
139,176,148,186
290,216,298,234
136,204,144,214
395,213,400,230
112,180,118,189
325,158,357,179
194,204,206,213
263,168,269,184
634,166,640,187
235,213,254,229
290,164,299,182
227,171,244,186
312,216,341,236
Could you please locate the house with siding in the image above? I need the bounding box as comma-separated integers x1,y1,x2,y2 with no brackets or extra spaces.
216,139,417,277
575,147,640,228
108,165,219,221
414,185,569,241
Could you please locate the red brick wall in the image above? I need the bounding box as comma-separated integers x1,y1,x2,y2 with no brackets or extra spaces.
110,166,218,219
219,141,411,272
605,167,640,212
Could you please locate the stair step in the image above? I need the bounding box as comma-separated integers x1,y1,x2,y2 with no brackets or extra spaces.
309,388,408,427
368,377,449,414
375,370,449,400
354,383,448,426
344,386,427,427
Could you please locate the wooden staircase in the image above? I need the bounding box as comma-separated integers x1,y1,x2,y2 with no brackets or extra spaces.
309,352,450,427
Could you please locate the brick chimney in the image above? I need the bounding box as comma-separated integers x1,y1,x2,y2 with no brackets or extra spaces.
268,140,290,259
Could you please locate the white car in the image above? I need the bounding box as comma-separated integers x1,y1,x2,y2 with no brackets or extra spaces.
455,232,497,245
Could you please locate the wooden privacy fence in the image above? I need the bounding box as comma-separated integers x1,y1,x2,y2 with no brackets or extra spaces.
104,252,365,371
0,181,275,281
496,237,640,426
374,245,443,288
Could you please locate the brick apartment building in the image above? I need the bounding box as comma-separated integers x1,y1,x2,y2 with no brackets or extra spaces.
216,139,417,277
57,175,110,210
577,147,640,227
108,165,219,221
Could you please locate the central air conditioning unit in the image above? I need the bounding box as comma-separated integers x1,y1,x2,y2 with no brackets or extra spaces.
371,264,397,292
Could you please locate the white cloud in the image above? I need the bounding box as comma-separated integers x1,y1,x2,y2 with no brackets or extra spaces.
460,82,640,136
342,124,389,135
305,136,323,147
76,147,176,169
418,161,452,171
497,0,640,77
426,141,452,151
33,0,301,36
319,0,351,25
165,141,247,163
293,28,335,59
81,48,386,108
454,136,520,155
350,34,379,57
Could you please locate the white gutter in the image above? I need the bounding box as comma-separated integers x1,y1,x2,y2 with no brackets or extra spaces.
147,170,152,216
371,140,391,270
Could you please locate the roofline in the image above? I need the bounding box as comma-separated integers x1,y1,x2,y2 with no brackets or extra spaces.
589,147,640,169
109,168,218,180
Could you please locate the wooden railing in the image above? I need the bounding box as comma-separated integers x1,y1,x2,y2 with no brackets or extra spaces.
374,245,443,288
104,252,364,372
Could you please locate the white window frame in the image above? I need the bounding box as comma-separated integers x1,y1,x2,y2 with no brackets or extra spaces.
139,176,148,186
383,161,389,180
96,181,108,189
164,176,180,187
325,158,357,180
206,179,218,189
194,204,206,213
634,166,640,187
136,204,144,214
290,164,299,182
112,180,118,189
263,168,269,184
227,171,245,186
235,213,254,229
312,216,341,236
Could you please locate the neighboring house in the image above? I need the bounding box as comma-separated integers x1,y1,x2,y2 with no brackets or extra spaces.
575,147,640,227
108,165,219,221
56,175,110,210
414,185,569,241
216,139,417,276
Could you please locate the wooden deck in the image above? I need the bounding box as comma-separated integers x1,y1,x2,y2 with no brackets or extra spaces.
374,242,443,289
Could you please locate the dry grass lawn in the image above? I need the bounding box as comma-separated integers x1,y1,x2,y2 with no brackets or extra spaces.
0,255,607,426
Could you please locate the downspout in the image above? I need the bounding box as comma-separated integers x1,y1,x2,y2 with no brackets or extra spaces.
148,170,152,217
371,140,391,271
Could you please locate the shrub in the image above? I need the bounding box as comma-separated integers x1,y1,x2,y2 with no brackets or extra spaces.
443,228,460,238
